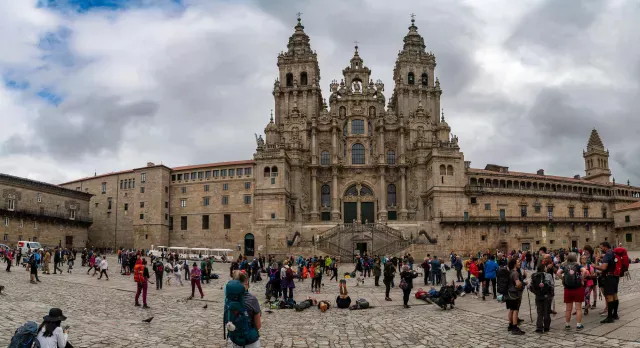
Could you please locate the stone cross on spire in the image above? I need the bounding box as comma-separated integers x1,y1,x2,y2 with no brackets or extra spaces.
354,40,359,52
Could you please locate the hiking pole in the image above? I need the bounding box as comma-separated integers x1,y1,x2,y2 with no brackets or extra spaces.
526,289,533,323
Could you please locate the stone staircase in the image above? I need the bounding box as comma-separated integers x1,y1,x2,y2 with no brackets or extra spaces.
316,223,411,259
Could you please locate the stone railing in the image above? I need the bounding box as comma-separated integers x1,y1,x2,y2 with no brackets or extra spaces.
440,215,613,224
0,206,92,224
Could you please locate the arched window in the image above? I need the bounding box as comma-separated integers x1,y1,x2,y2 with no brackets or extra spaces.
286,73,293,87
263,167,270,177
351,119,365,134
360,186,373,196
271,166,278,177
369,106,376,117
447,165,454,176
408,72,415,85
321,151,330,165
321,185,331,207
387,150,395,165
244,233,255,256
439,165,446,175
421,72,428,86
300,72,308,86
351,143,365,164
387,184,397,207
345,185,358,196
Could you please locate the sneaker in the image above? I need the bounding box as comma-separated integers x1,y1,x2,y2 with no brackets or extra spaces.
385,297,392,301
135,303,141,307
600,317,615,324
143,305,150,309
612,315,620,320
564,323,571,330
508,325,514,332
543,328,550,333
576,324,584,330
404,305,410,309
584,308,588,315
535,329,543,334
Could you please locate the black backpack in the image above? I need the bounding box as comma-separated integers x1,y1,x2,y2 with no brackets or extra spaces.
530,271,552,297
496,266,511,296
9,321,41,348
562,263,582,289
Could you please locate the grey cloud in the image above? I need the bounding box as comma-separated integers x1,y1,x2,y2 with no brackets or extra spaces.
3,96,158,160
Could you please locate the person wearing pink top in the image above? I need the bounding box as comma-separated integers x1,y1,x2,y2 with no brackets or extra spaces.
189,263,204,299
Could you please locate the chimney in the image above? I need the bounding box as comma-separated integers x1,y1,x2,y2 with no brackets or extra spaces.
574,175,581,179
537,169,544,176
147,162,155,167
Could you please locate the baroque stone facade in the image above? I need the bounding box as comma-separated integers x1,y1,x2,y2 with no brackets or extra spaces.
0,173,91,248
59,17,640,258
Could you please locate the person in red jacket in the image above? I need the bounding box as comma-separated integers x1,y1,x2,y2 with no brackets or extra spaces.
469,258,480,296
134,259,150,309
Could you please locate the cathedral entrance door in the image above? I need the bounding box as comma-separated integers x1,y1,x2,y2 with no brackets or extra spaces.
244,233,255,257
355,242,367,256
361,202,375,224
344,202,357,224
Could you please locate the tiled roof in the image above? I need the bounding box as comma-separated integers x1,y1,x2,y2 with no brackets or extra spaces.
468,168,639,190
0,173,93,197
614,201,640,212
59,169,135,186
171,160,255,171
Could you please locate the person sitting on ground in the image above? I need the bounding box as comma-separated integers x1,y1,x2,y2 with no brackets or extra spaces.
37,308,72,348
336,279,352,309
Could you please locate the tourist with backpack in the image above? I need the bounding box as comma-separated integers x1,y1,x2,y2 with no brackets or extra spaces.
34,308,71,348
556,252,588,330
383,259,396,301
173,261,184,286
594,241,625,323
153,259,164,290
189,262,204,300
504,258,525,335
224,271,261,348
529,263,554,333
399,265,419,308
134,259,150,309
483,255,499,300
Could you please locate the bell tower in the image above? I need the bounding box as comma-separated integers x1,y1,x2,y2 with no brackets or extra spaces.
273,14,323,126
583,128,611,184
389,14,440,120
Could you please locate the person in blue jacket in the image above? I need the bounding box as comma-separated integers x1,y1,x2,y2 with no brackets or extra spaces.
483,254,499,300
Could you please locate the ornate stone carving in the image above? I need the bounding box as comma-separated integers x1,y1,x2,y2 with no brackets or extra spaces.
300,173,309,211
351,101,364,116
385,112,398,124
409,172,419,210
1,189,21,200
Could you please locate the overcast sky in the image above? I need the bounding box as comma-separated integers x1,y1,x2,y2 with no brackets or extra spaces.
1,0,639,185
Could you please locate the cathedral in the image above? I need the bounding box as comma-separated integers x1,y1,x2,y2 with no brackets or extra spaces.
45,17,640,259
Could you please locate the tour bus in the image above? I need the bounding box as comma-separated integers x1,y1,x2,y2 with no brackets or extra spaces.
210,248,233,263
148,245,168,257
17,241,42,254
189,248,211,260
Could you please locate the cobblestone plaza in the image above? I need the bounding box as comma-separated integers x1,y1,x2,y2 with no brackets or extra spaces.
1,260,640,347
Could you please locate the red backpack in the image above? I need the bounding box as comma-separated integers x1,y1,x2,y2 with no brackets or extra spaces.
613,247,630,277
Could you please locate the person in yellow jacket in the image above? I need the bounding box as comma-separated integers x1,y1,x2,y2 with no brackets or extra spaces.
463,257,472,280
43,250,51,274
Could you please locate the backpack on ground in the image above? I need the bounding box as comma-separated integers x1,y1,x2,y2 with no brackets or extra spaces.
294,299,313,311
224,280,259,346
356,298,370,309
350,271,357,278
530,271,552,297
9,321,41,348
211,273,219,279
562,263,582,289
496,266,511,295
613,247,630,277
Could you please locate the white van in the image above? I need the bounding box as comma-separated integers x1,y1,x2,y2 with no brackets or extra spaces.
17,241,42,254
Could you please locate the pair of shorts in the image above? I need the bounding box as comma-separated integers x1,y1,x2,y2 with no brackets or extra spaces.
505,298,521,310
563,287,585,303
603,275,619,296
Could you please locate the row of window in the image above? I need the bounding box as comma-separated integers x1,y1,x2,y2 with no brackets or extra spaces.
4,217,39,229
478,204,604,218
469,177,640,198
285,72,308,87
179,182,252,194
3,234,31,242
319,150,396,166
172,167,252,182
406,72,429,86
180,195,252,207
169,214,232,231
439,165,454,176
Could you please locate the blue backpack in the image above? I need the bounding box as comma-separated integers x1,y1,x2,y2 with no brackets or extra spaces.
224,280,259,346
9,321,41,348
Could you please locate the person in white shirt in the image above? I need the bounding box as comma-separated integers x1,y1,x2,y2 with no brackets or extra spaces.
92,255,102,277
98,255,109,280
440,262,448,285
173,261,184,286
37,308,71,348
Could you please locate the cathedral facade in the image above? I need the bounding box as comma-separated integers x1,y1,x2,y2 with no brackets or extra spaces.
53,18,640,259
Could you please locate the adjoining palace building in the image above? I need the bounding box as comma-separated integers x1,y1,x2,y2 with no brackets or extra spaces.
55,17,640,258
1,173,92,249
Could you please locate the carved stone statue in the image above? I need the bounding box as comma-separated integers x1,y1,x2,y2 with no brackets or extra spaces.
255,133,265,147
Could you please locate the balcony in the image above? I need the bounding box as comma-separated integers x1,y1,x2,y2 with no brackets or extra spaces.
0,206,92,225
463,185,618,201
440,215,613,224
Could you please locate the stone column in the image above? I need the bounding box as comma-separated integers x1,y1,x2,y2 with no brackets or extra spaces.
400,167,408,220
331,167,340,221
310,168,319,221
378,127,385,164
311,128,317,165
378,166,387,221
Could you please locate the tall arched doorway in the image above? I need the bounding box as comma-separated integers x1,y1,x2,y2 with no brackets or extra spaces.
244,233,255,257
343,184,375,224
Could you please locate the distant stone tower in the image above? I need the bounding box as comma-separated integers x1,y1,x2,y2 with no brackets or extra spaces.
583,128,611,184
